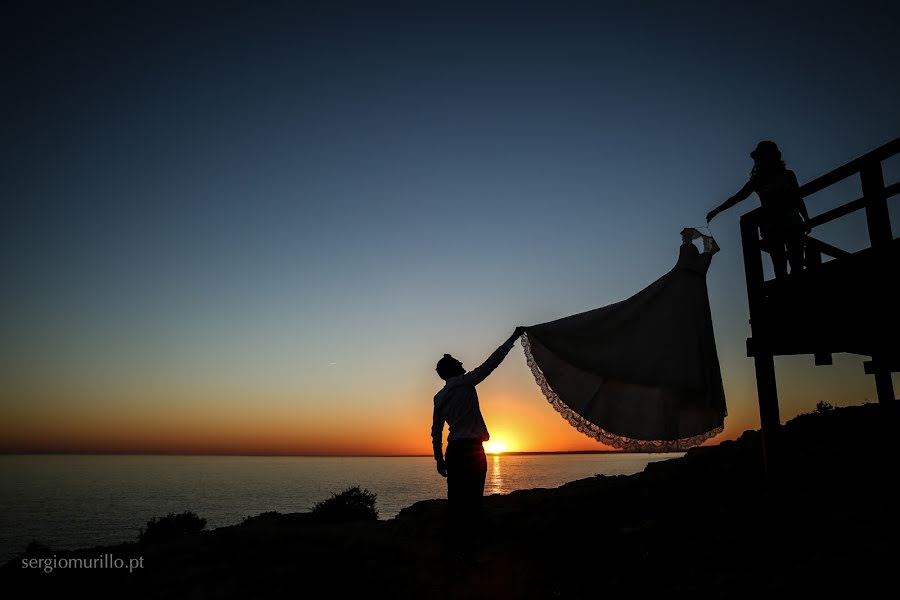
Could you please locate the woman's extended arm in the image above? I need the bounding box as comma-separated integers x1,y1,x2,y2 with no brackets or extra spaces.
707,179,754,222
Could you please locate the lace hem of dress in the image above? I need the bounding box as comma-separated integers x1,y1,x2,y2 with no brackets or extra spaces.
521,333,723,452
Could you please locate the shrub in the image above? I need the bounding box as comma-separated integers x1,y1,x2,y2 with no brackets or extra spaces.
22,540,52,556
310,485,378,522
241,510,281,525
138,510,207,544
815,400,835,414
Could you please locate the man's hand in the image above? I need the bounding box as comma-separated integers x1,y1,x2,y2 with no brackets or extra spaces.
507,326,526,345
436,458,448,477
706,209,717,223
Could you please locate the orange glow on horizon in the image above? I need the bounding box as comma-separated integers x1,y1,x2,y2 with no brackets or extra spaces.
485,440,507,454
0,399,753,455
0,376,758,456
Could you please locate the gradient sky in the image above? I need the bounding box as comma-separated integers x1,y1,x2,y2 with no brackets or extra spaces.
2,0,899,455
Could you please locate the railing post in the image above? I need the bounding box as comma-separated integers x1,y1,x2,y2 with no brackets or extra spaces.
741,213,780,481
860,162,896,405
861,162,892,249
754,352,781,482
740,213,766,308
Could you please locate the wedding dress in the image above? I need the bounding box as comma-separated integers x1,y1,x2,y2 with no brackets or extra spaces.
522,230,726,451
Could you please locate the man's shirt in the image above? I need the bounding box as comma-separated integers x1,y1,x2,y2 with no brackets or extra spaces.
431,339,515,460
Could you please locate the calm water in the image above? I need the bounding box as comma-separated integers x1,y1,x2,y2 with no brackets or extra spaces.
0,452,681,564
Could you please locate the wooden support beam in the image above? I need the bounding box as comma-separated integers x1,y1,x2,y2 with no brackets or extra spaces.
740,216,766,316
863,359,900,374
861,163,891,249
814,353,833,366
863,360,898,403
742,214,783,484
801,196,866,231
803,236,851,259
884,180,900,200
861,162,896,406
873,371,897,404
754,353,781,484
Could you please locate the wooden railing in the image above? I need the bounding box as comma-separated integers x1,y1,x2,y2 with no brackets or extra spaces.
740,136,900,289
738,136,900,480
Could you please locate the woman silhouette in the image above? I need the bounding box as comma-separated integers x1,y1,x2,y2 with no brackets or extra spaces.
707,140,810,278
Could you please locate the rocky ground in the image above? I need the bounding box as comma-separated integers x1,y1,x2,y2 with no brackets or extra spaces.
3,403,897,599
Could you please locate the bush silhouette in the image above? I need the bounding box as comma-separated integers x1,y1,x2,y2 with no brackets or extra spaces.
815,400,835,413
139,510,207,544
241,510,281,525
21,540,52,557
310,485,378,522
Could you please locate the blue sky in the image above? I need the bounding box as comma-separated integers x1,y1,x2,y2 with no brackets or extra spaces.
2,1,898,453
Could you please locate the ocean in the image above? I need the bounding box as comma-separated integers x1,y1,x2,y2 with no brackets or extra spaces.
0,452,681,565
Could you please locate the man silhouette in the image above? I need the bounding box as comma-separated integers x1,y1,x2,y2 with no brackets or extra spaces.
432,326,524,563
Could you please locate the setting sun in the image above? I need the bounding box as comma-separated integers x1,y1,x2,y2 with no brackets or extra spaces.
485,440,507,454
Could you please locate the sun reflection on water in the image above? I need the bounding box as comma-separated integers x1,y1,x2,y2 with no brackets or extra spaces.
486,453,504,495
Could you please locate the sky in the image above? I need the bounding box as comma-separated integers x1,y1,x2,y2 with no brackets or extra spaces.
2,0,899,455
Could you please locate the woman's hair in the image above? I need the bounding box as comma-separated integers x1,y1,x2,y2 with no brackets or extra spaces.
750,157,787,180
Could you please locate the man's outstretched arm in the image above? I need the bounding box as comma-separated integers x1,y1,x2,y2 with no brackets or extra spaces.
459,327,525,387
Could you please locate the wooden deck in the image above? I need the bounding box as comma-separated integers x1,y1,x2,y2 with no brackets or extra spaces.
739,136,899,478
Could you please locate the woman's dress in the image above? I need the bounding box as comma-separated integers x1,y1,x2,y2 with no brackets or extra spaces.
522,239,727,451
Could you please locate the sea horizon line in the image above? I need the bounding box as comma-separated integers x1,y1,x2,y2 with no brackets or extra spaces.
0,449,687,458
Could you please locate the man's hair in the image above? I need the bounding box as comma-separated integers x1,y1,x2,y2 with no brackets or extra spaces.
436,354,460,380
